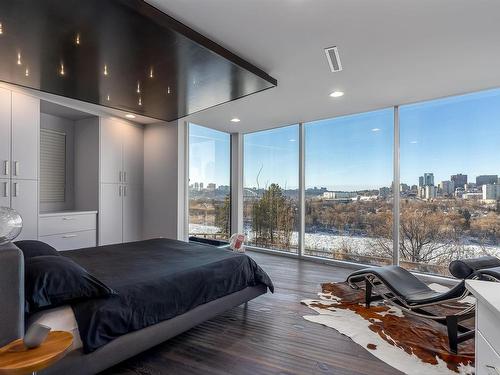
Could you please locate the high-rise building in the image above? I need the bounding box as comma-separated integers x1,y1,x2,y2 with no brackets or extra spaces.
418,176,424,187
400,183,409,192
476,175,498,186
439,180,455,196
194,182,199,190
424,185,437,200
424,173,434,186
207,183,216,191
451,174,467,189
200,182,204,190
483,184,500,200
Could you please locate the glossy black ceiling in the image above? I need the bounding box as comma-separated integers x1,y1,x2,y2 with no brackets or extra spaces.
0,0,277,122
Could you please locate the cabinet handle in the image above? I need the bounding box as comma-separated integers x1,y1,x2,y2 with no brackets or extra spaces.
119,171,123,182
2,182,8,197
13,182,18,197
123,171,127,182
62,234,77,239
123,186,127,197
13,161,19,176
3,160,8,176
119,185,122,196
62,217,75,221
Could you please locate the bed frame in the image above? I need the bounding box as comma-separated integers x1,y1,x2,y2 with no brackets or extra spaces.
0,243,267,375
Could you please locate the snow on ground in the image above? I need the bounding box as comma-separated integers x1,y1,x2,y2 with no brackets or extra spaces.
189,223,500,258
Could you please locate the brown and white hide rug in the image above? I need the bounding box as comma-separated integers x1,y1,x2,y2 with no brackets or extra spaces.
301,282,475,375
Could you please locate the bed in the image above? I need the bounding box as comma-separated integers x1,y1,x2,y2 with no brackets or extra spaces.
0,238,273,375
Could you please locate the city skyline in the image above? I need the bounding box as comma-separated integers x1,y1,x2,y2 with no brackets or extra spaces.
191,88,500,191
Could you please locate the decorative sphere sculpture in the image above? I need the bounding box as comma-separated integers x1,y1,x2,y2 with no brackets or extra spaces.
0,207,23,245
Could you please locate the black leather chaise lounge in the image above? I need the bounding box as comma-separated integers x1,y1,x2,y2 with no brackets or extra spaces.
346,256,500,354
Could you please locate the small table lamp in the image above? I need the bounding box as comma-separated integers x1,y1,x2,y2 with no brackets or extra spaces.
0,207,23,245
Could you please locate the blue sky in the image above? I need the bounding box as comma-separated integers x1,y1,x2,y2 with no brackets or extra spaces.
191,88,500,191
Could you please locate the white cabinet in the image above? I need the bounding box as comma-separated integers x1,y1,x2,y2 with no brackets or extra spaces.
99,118,143,245
39,211,97,251
100,118,123,184
466,280,500,375
0,90,38,240
99,183,124,245
11,179,38,240
100,118,143,185
122,123,144,186
123,184,143,243
11,92,39,180
0,88,11,178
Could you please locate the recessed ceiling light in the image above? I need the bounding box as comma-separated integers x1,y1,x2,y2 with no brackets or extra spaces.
329,91,344,98
231,118,241,123
125,114,136,119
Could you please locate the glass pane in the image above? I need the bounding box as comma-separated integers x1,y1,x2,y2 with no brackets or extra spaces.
243,125,299,253
400,89,500,275
188,123,231,241
304,109,394,265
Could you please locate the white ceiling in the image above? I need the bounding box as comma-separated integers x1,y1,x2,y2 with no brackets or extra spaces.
146,0,500,133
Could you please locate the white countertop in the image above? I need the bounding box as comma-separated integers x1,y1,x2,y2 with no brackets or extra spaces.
466,279,500,316
39,210,98,217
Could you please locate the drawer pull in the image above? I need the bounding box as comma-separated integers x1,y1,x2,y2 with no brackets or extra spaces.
3,160,8,176
62,234,77,239
62,217,76,221
2,182,7,197
13,161,19,176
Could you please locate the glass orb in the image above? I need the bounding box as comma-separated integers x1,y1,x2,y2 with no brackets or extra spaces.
0,207,23,245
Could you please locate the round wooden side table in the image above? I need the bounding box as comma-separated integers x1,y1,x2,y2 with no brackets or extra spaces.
0,331,73,375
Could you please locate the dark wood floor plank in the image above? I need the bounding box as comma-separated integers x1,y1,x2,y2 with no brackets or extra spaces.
102,251,403,375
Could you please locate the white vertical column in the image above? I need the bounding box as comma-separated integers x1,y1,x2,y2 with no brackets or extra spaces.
231,132,244,235
298,123,305,257
177,121,189,241
392,106,400,265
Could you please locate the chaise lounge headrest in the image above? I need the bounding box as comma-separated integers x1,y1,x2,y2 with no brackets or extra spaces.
449,256,500,279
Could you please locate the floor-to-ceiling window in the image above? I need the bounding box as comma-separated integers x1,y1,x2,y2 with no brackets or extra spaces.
243,125,299,253
188,123,231,240
399,89,500,275
304,109,394,265
192,87,500,276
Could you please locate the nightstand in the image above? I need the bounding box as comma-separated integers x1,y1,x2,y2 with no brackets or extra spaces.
0,331,73,375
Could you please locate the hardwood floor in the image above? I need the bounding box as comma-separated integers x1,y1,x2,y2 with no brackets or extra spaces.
103,251,403,375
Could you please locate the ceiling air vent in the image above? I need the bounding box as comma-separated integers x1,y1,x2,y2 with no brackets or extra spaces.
324,46,343,72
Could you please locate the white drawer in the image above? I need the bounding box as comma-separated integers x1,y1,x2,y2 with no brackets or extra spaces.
39,213,96,236
477,331,500,375
478,302,500,355
39,230,96,251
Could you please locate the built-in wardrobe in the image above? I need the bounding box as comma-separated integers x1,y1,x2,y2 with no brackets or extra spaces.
0,86,144,250
0,88,39,241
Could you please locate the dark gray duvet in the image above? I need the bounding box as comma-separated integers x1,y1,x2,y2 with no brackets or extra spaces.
63,238,274,353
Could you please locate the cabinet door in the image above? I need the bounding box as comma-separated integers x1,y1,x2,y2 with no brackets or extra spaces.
99,183,123,245
122,123,143,186
0,178,10,208
0,89,11,178
100,118,123,184
123,184,143,243
11,179,38,240
11,92,39,180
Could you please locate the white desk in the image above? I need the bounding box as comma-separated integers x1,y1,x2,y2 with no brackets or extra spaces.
466,280,500,375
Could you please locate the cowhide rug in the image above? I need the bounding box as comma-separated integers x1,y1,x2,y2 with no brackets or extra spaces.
302,282,475,375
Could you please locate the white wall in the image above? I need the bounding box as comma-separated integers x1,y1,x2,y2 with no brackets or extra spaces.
143,121,187,240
